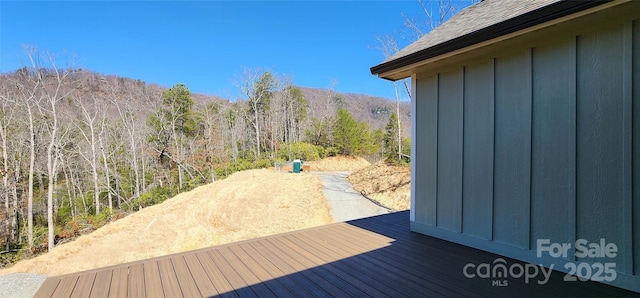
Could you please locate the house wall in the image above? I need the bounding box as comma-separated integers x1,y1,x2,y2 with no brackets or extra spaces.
411,18,640,292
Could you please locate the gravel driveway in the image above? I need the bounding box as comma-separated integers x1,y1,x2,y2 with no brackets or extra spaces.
314,171,389,222
0,273,48,298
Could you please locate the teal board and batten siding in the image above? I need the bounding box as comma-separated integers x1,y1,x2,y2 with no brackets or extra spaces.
410,20,640,292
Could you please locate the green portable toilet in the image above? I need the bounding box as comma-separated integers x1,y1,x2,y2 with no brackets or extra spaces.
293,159,301,173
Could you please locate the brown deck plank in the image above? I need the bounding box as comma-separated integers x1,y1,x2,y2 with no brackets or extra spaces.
206,249,258,298
50,275,79,298
282,232,388,297
128,263,145,297
142,261,163,298
33,277,61,298
256,236,350,297
157,258,183,298
269,234,369,297
312,224,437,297
237,241,323,298
294,228,407,297
225,243,295,298
89,269,113,298
69,272,96,298
108,266,128,298
218,246,278,297
170,255,202,298
182,253,220,297
194,251,238,297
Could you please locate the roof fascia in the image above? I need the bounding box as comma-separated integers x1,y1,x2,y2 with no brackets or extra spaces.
370,0,612,80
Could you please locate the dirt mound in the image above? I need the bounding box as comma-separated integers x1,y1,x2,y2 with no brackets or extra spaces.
306,155,371,171
348,162,411,211
2,169,331,276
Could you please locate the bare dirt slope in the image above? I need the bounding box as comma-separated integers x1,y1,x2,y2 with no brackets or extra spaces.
2,169,331,276
348,161,411,211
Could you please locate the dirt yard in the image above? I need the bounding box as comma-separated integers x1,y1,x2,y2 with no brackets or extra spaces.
348,161,411,211
0,155,398,277
1,169,331,276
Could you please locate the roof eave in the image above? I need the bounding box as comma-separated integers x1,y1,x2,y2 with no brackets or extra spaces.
370,0,611,81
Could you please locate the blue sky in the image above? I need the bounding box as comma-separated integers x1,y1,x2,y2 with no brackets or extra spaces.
1,1,472,100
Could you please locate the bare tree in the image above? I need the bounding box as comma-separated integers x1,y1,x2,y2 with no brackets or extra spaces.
239,69,277,160
72,89,106,215
197,102,222,183
306,80,340,148
0,80,17,251
11,62,42,248
26,47,78,251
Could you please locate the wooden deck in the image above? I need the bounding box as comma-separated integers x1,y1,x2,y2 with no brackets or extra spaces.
34,211,636,297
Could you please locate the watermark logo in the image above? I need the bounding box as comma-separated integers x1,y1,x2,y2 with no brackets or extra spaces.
463,258,552,286
462,239,618,286
537,239,617,282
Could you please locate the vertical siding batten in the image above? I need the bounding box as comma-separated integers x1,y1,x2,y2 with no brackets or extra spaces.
576,23,625,267
462,60,495,240
493,50,532,249
414,76,439,226
491,57,497,245
530,38,577,259
528,48,534,252
633,19,640,277
410,74,417,222
436,69,464,232
622,20,634,275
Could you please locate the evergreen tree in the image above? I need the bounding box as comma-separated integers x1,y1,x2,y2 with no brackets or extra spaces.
333,108,377,156
384,111,400,162
147,83,197,189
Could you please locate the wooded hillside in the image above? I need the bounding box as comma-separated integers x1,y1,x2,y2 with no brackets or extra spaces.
0,50,410,265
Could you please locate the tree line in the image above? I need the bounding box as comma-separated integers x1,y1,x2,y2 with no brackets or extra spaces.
0,49,409,265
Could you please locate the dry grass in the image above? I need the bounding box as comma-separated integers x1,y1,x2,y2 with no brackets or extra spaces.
305,155,371,171
348,161,411,211
1,169,331,276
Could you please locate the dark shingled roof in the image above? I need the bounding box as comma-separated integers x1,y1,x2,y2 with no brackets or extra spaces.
371,0,608,79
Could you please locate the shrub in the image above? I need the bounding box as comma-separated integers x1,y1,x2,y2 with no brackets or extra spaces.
277,142,323,161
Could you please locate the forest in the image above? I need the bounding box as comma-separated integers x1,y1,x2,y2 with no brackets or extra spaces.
0,49,410,266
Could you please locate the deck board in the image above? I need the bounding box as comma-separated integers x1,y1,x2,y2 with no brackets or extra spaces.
284,232,390,297
171,256,202,298
88,269,112,298
69,272,96,298
182,253,219,297
194,251,237,297
127,263,145,297
108,267,128,298
249,239,335,298
33,277,60,298
157,258,183,297
142,261,163,298
265,235,366,297
32,211,638,297
296,228,407,297
229,243,298,298
51,275,78,298
206,249,257,297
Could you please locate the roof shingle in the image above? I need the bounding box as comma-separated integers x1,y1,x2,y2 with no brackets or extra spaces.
384,0,561,63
